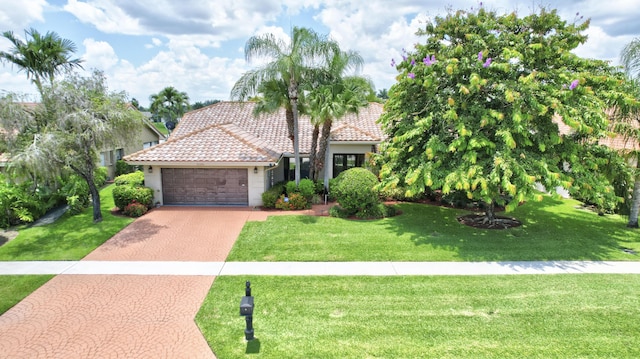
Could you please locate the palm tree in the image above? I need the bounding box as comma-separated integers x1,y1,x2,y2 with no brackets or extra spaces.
619,39,640,227
307,50,370,182
0,28,83,96
231,27,340,185
149,86,189,130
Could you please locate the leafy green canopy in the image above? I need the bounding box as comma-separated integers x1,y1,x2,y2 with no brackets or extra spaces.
377,7,630,214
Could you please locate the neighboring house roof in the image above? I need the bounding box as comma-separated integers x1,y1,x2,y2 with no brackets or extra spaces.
125,101,385,165
0,152,8,167
553,113,640,152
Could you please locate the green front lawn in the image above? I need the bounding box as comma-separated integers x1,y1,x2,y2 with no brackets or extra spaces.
227,196,640,261
197,275,640,358
0,275,54,314
0,184,134,261
153,122,169,135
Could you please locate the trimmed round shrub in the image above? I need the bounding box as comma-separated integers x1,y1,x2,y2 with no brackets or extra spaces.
114,171,145,187
112,185,153,210
331,168,380,217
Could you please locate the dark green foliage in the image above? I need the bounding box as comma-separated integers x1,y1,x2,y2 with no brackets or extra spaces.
568,144,632,214
261,182,286,208
298,178,315,200
285,181,297,196
115,160,136,177
331,167,380,217
62,168,106,214
122,201,148,217
114,171,144,187
112,185,153,211
0,179,42,228
329,205,350,218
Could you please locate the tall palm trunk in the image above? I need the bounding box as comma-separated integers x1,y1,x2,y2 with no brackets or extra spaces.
289,79,301,185
309,124,320,181
628,159,640,228
316,119,333,178
285,108,295,141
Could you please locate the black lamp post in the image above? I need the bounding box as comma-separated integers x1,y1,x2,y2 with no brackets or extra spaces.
239,281,255,340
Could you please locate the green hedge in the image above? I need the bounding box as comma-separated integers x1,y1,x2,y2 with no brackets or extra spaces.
112,185,154,210
114,171,145,187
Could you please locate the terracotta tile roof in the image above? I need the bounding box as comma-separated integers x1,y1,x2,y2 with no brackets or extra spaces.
126,101,384,163
124,123,281,163
553,112,640,152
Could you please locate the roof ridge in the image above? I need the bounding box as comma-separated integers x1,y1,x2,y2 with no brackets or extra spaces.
123,122,230,161
218,123,280,161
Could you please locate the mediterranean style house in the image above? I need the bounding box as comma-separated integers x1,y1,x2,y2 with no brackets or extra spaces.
124,101,385,207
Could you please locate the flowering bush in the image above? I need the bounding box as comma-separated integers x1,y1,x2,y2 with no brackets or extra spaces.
123,201,148,217
275,193,307,210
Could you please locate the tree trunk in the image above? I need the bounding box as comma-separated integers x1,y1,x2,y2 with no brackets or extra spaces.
289,79,300,185
309,124,319,181
628,161,640,228
316,119,333,179
72,163,102,223
285,108,294,142
484,201,496,224
87,177,102,223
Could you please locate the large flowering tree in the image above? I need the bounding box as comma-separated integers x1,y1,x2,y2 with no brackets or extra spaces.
377,7,630,223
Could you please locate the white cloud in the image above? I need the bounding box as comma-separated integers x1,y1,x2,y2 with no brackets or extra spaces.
82,38,119,70
0,0,47,31
64,0,142,35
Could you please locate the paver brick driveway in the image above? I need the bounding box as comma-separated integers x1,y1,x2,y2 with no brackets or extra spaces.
0,207,265,358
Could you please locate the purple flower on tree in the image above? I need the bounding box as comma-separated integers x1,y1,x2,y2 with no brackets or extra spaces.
410,59,415,66
407,72,415,79
569,79,579,90
478,51,483,61
483,58,492,68
390,58,396,67
423,55,436,66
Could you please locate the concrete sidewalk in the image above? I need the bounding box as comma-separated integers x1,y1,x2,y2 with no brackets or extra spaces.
2,260,640,276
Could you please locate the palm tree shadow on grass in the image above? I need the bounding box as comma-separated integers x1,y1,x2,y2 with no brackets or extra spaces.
383,196,632,261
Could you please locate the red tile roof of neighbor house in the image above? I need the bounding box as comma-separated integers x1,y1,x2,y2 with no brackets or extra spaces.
124,101,385,164
553,113,640,152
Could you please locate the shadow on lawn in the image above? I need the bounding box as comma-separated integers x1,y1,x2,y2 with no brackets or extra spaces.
383,196,634,261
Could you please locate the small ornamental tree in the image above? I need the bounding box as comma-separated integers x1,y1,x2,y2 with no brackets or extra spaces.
377,7,631,223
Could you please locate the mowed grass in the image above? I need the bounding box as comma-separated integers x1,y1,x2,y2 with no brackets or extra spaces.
0,184,134,261
196,275,640,359
0,275,53,314
227,196,640,261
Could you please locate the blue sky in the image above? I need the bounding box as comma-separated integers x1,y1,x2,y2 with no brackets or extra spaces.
1,0,639,107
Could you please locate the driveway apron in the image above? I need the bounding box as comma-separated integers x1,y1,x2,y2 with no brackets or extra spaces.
0,207,255,358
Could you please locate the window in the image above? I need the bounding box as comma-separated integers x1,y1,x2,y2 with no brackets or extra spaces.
143,141,159,149
115,148,124,160
100,151,114,166
333,154,365,178
283,157,310,181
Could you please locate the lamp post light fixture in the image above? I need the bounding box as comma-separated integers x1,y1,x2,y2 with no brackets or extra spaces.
239,281,255,340
148,166,153,173
253,166,258,174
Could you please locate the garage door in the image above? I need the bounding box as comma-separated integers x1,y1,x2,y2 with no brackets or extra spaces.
162,168,248,205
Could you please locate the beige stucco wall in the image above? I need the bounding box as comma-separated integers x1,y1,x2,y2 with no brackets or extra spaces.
327,143,376,179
